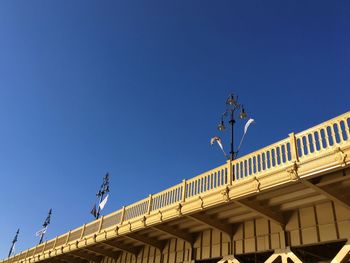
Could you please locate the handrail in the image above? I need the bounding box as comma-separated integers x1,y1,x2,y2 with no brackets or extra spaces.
2,111,349,263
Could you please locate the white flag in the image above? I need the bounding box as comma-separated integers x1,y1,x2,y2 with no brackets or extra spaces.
237,118,255,153
35,227,47,237
210,136,227,158
210,136,224,151
99,194,109,210
244,118,255,135
11,243,16,256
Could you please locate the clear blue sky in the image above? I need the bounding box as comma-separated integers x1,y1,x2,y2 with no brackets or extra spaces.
0,0,349,257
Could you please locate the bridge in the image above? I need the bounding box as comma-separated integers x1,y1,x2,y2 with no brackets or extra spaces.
2,112,350,263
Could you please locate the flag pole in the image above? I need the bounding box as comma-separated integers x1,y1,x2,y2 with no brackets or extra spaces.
92,173,110,219
8,229,19,258
39,209,52,244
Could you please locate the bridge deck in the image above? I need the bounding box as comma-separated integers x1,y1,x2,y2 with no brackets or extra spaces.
3,112,350,263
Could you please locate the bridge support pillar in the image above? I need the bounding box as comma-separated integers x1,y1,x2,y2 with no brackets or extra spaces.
217,255,240,263
264,247,302,263
331,241,350,263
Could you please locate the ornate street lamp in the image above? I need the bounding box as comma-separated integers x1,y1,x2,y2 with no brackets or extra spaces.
217,93,247,161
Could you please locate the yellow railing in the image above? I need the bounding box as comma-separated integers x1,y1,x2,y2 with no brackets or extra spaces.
232,137,292,179
3,111,350,263
295,113,350,159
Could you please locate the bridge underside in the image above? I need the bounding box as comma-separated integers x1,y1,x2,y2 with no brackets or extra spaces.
38,167,350,263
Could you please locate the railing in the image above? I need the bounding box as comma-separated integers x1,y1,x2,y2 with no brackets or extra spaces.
232,137,292,179
295,113,350,159
3,111,349,263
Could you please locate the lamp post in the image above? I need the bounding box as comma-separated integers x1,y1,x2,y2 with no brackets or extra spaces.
39,209,52,244
8,229,19,258
217,93,247,161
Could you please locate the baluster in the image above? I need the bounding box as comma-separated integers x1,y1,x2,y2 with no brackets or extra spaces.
299,137,305,157
316,129,323,151
280,145,284,164
182,180,187,201
197,179,200,194
241,160,245,177
238,162,241,178
216,170,220,186
311,132,317,152
336,121,345,142
277,146,282,165
322,128,330,148
330,123,337,145
120,206,126,224
160,194,164,208
153,197,157,210
261,153,265,171
273,147,278,166
254,156,257,173
209,173,212,190
305,135,311,155
157,196,160,209
285,143,289,162
249,158,253,175
147,195,152,214
343,117,350,138
266,151,271,169
245,158,250,176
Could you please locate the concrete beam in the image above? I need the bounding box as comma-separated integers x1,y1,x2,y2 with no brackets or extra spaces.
125,233,165,251
59,255,87,263
82,246,120,259
302,180,350,211
186,213,233,237
235,199,285,226
69,251,102,263
151,224,194,244
100,241,139,256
